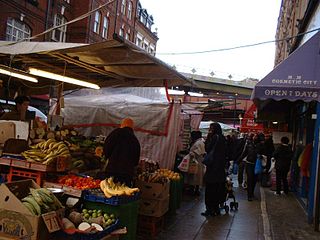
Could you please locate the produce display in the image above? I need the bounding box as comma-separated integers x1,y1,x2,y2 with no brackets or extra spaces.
62,208,117,232
137,168,181,183
57,175,101,190
22,138,70,165
100,177,140,198
22,187,63,216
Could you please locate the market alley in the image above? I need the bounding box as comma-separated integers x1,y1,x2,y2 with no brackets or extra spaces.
154,176,320,240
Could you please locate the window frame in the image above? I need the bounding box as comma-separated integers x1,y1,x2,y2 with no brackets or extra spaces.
93,11,101,34
6,18,31,41
127,1,132,20
121,0,126,15
52,14,67,42
102,16,109,39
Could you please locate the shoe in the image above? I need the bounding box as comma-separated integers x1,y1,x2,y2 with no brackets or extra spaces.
201,210,212,217
274,192,281,196
248,197,253,201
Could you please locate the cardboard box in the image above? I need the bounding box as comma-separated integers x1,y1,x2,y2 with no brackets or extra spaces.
135,180,170,199
0,179,64,240
139,195,170,217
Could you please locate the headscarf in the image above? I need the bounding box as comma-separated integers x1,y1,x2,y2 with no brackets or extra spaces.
120,118,134,128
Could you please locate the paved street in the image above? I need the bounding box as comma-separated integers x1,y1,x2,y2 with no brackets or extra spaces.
156,175,320,240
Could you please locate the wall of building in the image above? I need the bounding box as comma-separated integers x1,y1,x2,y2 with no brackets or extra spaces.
275,0,315,65
0,0,158,51
0,0,47,41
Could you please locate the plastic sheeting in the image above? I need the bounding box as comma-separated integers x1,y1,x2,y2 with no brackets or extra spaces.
61,88,181,169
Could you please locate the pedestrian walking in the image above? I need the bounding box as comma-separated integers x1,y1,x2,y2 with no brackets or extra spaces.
185,131,206,196
273,136,293,195
201,122,227,216
238,133,265,201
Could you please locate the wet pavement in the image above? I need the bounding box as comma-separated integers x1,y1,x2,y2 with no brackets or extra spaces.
155,175,320,240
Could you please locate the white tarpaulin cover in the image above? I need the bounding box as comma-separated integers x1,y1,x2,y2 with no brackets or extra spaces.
61,88,181,169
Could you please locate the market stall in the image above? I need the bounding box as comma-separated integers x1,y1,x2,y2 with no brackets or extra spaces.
0,38,191,239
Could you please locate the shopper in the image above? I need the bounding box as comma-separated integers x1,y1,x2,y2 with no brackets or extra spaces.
103,118,141,187
0,95,30,121
234,133,250,188
262,134,275,187
185,130,206,196
239,133,265,201
201,122,227,216
273,136,293,195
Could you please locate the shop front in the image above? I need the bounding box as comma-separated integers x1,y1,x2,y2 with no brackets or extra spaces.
252,30,320,227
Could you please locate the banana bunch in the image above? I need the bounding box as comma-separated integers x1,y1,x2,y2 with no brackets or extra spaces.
22,188,63,216
22,139,70,165
137,172,169,184
100,177,140,198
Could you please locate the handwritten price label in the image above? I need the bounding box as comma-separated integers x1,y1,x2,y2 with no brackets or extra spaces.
42,211,61,233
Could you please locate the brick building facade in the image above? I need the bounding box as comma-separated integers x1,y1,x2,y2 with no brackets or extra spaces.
0,0,158,54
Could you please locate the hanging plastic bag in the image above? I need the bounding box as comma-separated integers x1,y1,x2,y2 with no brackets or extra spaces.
254,156,263,175
178,154,191,172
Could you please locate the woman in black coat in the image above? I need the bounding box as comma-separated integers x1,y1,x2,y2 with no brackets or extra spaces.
239,133,265,201
202,122,227,216
273,136,293,195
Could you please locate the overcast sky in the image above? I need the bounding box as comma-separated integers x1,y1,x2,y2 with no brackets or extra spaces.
139,0,282,81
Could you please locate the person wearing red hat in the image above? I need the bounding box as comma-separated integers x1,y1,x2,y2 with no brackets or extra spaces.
103,118,141,186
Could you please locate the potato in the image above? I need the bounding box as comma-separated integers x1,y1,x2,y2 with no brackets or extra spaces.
68,211,83,226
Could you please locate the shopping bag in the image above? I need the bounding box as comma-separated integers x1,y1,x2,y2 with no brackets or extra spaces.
254,157,263,175
178,154,191,172
188,160,199,174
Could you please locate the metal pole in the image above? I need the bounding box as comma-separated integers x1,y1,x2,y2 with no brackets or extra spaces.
233,97,236,128
314,127,320,231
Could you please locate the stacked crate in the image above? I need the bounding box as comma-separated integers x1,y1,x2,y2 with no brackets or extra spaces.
135,180,170,239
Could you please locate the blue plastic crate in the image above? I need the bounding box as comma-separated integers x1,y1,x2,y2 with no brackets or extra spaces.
83,189,140,206
61,219,120,240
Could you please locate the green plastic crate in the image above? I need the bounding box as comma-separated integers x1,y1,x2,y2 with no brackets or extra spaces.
84,200,139,240
169,175,183,213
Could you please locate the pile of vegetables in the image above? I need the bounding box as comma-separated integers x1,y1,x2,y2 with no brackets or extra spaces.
62,208,117,233
58,175,101,190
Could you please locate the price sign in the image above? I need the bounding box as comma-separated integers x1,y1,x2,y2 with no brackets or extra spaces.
42,211,61,233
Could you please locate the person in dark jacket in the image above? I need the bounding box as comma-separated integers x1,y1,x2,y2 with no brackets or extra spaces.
202,122,227,216
103,118,141,186
238,132,265,201
273,136,293,195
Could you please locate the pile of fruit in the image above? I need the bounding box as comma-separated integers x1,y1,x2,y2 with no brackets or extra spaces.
137,168,181,183
22,139,70,165
58,175,101,190
100,177,140,198
62,208,117,232
22,188,63,216
157,168,181,181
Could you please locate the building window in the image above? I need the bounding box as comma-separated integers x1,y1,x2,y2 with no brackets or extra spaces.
102,17,109,39
136,33,143,48
119,27,124,37
93,11,101,33
125,31,130,40
121,0,126,15
52,14,67,42
6,18,31,41
127,1,132,20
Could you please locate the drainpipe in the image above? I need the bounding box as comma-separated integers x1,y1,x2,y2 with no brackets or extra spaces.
45,0,52,40
86,0,93,43
113,0,119,39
